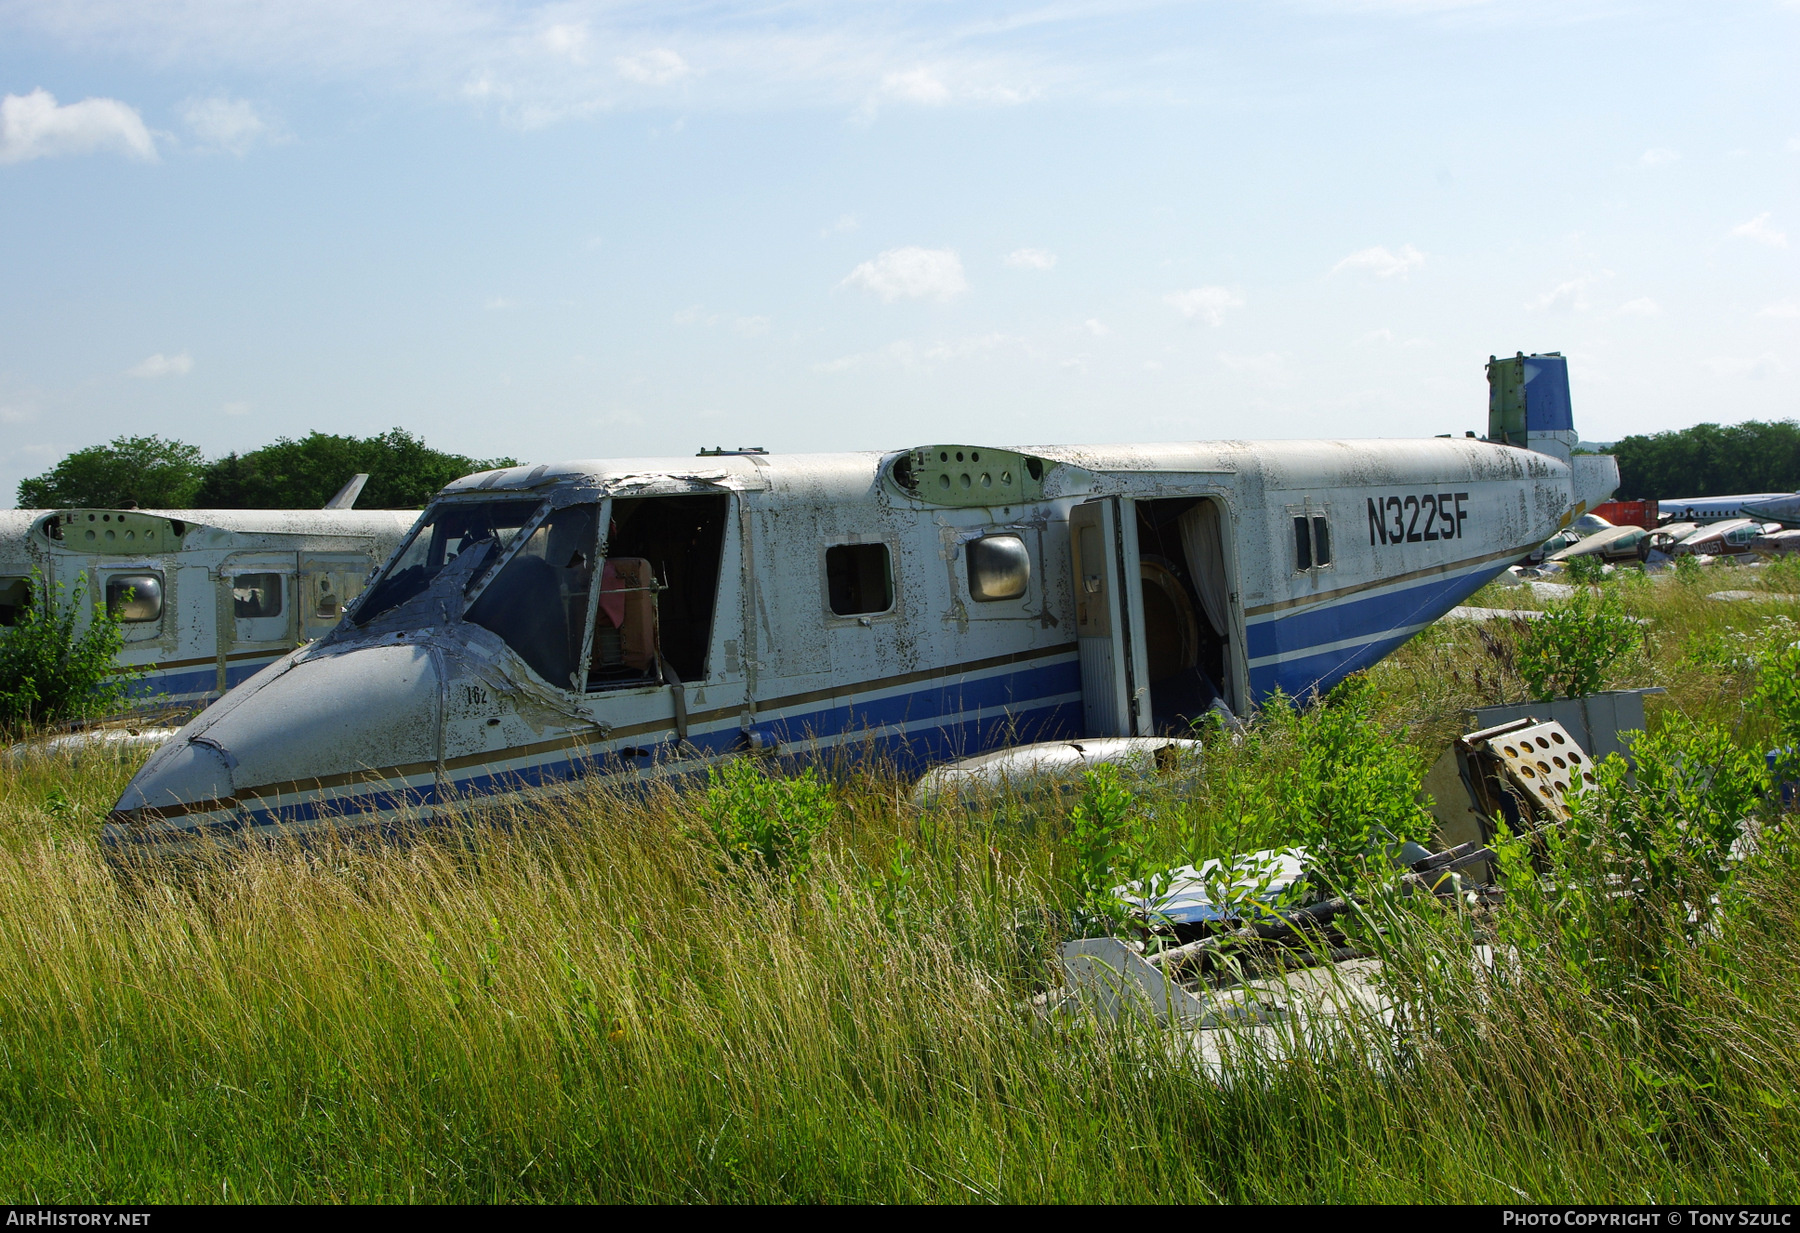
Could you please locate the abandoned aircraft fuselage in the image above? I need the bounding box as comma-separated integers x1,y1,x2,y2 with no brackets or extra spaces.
107,437,1600,846
1,508,416,708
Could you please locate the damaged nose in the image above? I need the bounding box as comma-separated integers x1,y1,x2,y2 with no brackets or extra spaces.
110,643,444,841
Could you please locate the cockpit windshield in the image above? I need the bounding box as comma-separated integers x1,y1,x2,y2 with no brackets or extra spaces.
353,499,542,625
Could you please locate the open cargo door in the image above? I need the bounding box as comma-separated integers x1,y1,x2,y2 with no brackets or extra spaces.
1069,497,1151,737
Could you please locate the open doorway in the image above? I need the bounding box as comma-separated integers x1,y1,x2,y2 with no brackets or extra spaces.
1136,497,1233,732
591,494,729,688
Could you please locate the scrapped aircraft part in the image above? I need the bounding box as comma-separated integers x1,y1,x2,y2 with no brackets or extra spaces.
1568,512,1615,536
4,726,179,764
1443,605,1545,623
910,736,1203,807
1672,518,1773,556
1742,493,1800,527
1752,529,1800,556
1549,524,1647,562
890,445,1053,508
1456,717,1592,835
323,473,369,511
1467,689,1662,768
1114,848,1308,928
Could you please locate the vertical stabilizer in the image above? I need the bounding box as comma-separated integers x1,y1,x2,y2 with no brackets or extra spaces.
1487,352,1577,464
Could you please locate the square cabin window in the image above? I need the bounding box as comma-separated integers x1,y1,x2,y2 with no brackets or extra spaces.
233,573,284,619
826,543,894,616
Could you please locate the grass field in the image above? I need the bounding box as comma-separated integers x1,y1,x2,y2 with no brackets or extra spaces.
2,560,1798,1203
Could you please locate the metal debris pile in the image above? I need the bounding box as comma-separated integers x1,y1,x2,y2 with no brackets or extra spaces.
1041,718,1601,1056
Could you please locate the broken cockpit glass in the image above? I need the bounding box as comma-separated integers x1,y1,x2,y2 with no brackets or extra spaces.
353,499,542,625
466,504,599,689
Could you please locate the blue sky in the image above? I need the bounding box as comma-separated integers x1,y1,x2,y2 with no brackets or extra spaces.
1,0,1795,505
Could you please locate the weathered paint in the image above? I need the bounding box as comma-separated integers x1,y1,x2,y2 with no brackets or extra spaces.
0,508,416,707
107,433,1597,849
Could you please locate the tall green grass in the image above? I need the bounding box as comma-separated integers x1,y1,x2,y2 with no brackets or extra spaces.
0,561,1795,1202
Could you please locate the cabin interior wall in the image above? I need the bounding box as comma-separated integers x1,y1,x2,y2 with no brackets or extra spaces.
604,495,729,683
1137,498,1231,732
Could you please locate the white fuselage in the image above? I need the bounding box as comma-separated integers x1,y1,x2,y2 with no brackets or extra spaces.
108,437,1585,847
1,508,415,707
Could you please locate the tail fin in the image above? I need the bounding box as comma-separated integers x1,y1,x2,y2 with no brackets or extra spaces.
1487,351,1617,513
323,473,369,510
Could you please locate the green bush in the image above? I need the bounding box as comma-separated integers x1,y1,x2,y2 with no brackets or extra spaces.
1516,589,1644,701
1564,554,1607,585
1267,677,1433,897
697,758,836,880
0,569,136,733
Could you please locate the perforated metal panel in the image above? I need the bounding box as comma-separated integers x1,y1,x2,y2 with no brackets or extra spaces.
1475,719,1595,822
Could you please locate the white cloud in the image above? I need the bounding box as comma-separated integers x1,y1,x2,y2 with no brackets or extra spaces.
542,23,589,63
839,247,967,302
179,95,270,154
1638,147,1678,168
1527,277,1595,313
1789,137,1800,154
731,315,770,337
0,404,36,425
1003,248,1056,270
223,401,251,416
485,296,520,310
127,352,193,378
1163,286,1243,326
1331,244,1426,280
1760,300,1800,319
1082,319,1110,336
1730,213,1788,248
881,68,952,105
1217,351,1286,380
0,89,156,164
1702,353,1786,379
615,49,690,86
1614,297,1659,316
821,213,859,236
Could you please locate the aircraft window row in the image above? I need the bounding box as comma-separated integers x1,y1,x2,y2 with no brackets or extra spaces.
967,534,1031,601
827,542,894,616
233,573,284,619
107,573,164,623
1293,515,1332,572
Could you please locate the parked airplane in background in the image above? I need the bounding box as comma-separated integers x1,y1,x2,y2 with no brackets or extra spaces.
107,352,1618,849
1658,493,1796,524
1,476,414,707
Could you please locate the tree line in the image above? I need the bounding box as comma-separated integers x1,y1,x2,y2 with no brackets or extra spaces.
16,430,517,511
1607,419,1800,501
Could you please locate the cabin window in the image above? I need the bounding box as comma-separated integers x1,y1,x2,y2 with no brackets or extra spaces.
355,498,542,625
233,573,284,619
967,534,1031,602
466,503,599,689
0,577,30,627
826,543,893,616
1292,512,1332,573
106,573,163,623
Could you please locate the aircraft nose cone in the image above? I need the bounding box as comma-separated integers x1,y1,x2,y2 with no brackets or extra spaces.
111,643,443,839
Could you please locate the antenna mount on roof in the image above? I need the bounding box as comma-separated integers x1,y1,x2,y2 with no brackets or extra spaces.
696,446,769,457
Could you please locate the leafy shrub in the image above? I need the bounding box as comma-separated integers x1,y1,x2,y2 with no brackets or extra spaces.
1493,714,1770,985
1674,553,1702,583
1753,641,1800,785
697,758,836,880
0,569,136,732
1063,763,1154,932
1266,676,1433,898
1516,589,1644,701
1564,554,1607,585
